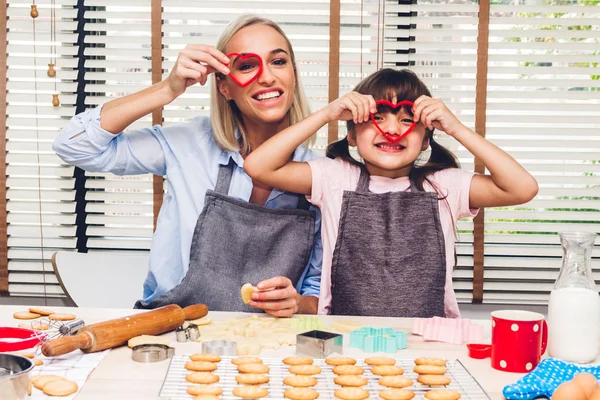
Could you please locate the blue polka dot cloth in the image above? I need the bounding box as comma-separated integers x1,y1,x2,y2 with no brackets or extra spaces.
503,357,600,399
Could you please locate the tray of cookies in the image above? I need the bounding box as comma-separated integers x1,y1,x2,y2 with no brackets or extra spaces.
158,354,491,399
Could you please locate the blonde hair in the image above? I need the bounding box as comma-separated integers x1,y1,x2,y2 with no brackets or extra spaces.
210,15,312,155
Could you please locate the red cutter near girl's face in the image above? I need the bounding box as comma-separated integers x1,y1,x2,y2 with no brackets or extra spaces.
226,52,263,87
370,100,418,143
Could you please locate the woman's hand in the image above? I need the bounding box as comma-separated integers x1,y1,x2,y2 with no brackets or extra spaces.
166,45,231,99
321,92,377,124
412,95,465,137
249,276,302,317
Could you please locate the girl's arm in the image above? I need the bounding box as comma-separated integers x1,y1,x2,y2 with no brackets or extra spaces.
245,92,376,195
413,96,539,209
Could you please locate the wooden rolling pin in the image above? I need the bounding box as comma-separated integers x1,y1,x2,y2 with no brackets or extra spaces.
41,304,208,357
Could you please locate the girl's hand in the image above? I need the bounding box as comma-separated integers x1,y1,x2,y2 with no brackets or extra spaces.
166,45,231,99
413,95,465,137
322,92,377,124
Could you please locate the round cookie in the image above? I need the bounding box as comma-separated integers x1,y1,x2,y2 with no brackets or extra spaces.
193,396,220,400
42,379,78,396
185,361,218,372
233,385,269,399
365,356,396,366
284,387,320,400
187,385,223,396
379,388,415,400
235,373,270,385
415,357,446,366
371,365,404,376
232,356,263,365
325,357,357,366
190,353,222,363
28,307,54,316
333,365,364,375
334,387,369,400
186,372,220,384
289,364,322,375
379,376,414,389
33,359,43,366
13,311,40,320
333,375,368,387
414,365,447,375
48,313,77,321
33,375,64,390
417,375,452,386
284,356,315,366
238,363,270,374
284,375,318,388
424,389,461,400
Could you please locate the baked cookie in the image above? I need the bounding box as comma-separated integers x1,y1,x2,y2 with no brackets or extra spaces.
283,375,318,387
333,365,364,375
423,389,461,400
48,313,77,321
192,395,220,400
379,389,415,400
417,375,452,386
42,379,78,396
325,357,357,366
186,372,220,384
185,361,218,372
284,387,320,400
283,356,315,366
371,365,404,376
238,363,270,374
333,375,368,387
413,365,447,375
33,375,64,390
415,357,446,366
28,307,54,316
333,387,369,400
364,356,396,366
231,356,263,365
190,353,222,363
233,385,269,399
235,373,269,385
379,376,414,389
289,364,322,375
13,311,40,320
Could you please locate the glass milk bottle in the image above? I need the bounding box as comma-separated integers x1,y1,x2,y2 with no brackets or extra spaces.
548,231,600,363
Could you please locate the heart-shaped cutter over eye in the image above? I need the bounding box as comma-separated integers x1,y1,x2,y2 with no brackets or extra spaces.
370,100,417,143
226,52,263,87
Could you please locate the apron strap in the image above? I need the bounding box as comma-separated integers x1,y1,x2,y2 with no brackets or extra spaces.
355,167,371,193
215,158,235,195
297,195,311,211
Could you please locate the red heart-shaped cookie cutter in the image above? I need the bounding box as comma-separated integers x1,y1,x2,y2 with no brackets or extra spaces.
226,52,263,87
370,100,417,143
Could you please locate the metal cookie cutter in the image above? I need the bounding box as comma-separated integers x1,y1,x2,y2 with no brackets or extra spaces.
296,330,343,358
175,322,200,343
202,340,237,356
132,344,175,363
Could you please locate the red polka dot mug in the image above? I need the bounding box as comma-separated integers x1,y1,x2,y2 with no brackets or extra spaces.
467,310,548,373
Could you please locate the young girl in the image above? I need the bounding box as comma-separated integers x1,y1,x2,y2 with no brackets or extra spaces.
244,69,538,318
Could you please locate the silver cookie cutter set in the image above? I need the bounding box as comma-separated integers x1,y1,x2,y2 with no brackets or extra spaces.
175,322,200,343
201,340,237,356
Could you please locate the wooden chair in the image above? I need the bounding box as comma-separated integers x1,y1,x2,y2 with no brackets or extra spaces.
51,251,149,308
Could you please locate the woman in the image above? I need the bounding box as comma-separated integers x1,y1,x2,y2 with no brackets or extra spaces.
53,15,323,316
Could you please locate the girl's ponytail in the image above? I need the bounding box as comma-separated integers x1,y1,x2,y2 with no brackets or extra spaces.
326,137,364,169
410,134,460,192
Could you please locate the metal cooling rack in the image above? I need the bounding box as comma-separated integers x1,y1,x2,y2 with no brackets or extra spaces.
158,356,491,399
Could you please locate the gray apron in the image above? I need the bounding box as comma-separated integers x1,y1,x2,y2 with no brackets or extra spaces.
136,159,315,311
330,167,446,317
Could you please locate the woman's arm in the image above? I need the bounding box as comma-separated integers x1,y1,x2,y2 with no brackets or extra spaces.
413,96,539,208
245,92,376,195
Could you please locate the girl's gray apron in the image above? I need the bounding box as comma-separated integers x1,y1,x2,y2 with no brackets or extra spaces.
136,159,315,311
330,167,446,317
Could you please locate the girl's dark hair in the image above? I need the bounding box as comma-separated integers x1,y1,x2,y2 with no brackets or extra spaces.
326,68,460,192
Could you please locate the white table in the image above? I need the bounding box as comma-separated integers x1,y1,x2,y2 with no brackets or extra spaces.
0,306,524,399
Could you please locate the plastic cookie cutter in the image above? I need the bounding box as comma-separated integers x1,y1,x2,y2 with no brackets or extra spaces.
226,52,263,87
349,327,408,353
175,322,200,343
202,340,237,356
290,316,326,333
296,330,343,358
370,100,417,143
